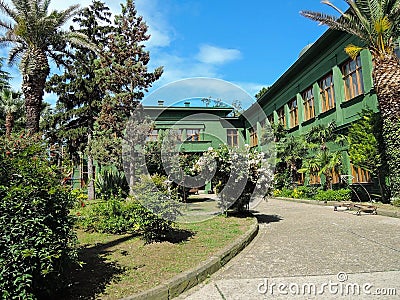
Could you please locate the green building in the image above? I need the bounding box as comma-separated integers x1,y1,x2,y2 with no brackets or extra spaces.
72,28,381,196
245,29,378,191
143,103,246,152
146,28,380,194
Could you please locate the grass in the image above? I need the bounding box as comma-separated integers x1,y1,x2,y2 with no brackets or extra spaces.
58,214,254,299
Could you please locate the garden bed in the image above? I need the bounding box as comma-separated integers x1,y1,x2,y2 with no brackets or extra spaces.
57,215,254,299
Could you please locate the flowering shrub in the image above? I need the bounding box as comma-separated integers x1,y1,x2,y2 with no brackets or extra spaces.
195,145,274,213
272,188,293,198
291,188,304,199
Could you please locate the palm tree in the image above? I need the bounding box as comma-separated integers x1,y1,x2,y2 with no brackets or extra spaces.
300,1,400,199
0,0,92,134
0,89,23,137
277,134,308,186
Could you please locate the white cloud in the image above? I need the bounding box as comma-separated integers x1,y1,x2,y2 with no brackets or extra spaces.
196,45,242,65
234,81,272,99
136,0,174,48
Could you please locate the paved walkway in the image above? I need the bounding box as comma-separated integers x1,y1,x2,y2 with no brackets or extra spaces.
177,198,400,299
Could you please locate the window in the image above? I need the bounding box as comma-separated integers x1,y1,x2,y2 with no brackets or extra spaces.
351,165,371,183
319,73,336,112
186,129,200,141
277,107,286,128
296,172,304,185
289,99,298,128
309,174,321,185
249,127,258,147
227,129,238,147
302,87,315,121
147,129,158,141
331,169,340,185
342,55,364,100
172,129,183,141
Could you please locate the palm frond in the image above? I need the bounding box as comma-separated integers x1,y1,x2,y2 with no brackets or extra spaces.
321,1,345,15
0,20,13,30
300,11,369,42
0,35,19,49
64,31,99,54
0,0,18,21
374,15,392,34
345,44,364,59
344,0,371,28
8,44,25,66
54,5,81,28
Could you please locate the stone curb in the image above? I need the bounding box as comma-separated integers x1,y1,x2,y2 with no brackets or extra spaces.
122,217,259,300
273,197,400,218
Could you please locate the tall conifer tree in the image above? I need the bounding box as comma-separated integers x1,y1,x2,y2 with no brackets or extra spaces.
46,0,113,199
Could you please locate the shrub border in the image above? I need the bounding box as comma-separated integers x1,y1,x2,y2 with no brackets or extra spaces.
122,217,259,300
274,197,400,218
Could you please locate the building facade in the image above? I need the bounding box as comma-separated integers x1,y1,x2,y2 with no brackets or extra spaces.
72,28,381,196
146,29,380,194
244,29,379,192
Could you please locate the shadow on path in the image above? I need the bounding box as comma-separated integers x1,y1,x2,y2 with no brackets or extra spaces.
253,213,283,224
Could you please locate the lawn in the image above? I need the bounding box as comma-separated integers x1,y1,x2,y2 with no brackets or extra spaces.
57,214,254,299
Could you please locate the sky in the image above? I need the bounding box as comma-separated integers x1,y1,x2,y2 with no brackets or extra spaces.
0,0,349,108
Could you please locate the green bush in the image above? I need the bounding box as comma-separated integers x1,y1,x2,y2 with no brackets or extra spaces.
392,197,400,207
95,167,129,199
0,135,77,299
281,188,294,198
76,175,181,242
296,186,320,199
314,189,351,202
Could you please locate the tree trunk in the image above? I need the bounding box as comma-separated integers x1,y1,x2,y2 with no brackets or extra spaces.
21,48,50,134
5,112,14,138
372,54,400,199
87,132,95,200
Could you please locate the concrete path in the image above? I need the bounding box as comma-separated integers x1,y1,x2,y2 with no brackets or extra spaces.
177,198,400,299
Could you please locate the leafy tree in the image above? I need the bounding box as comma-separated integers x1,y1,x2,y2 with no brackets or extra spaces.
96,0,163,136
201,96,212,107
231,99,243,117
348,109,389,200
212,98,224,107
0,0,93,133
305,122,339,151
301,150,343,190
301,0,400,199
0,58,10,90
276,134,308,187
0,89,23,138
300,122,345,190
255,86,270,99
45,1,113,199
92,0,163,177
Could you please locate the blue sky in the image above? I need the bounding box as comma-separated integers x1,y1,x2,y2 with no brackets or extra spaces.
1,0,349,108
